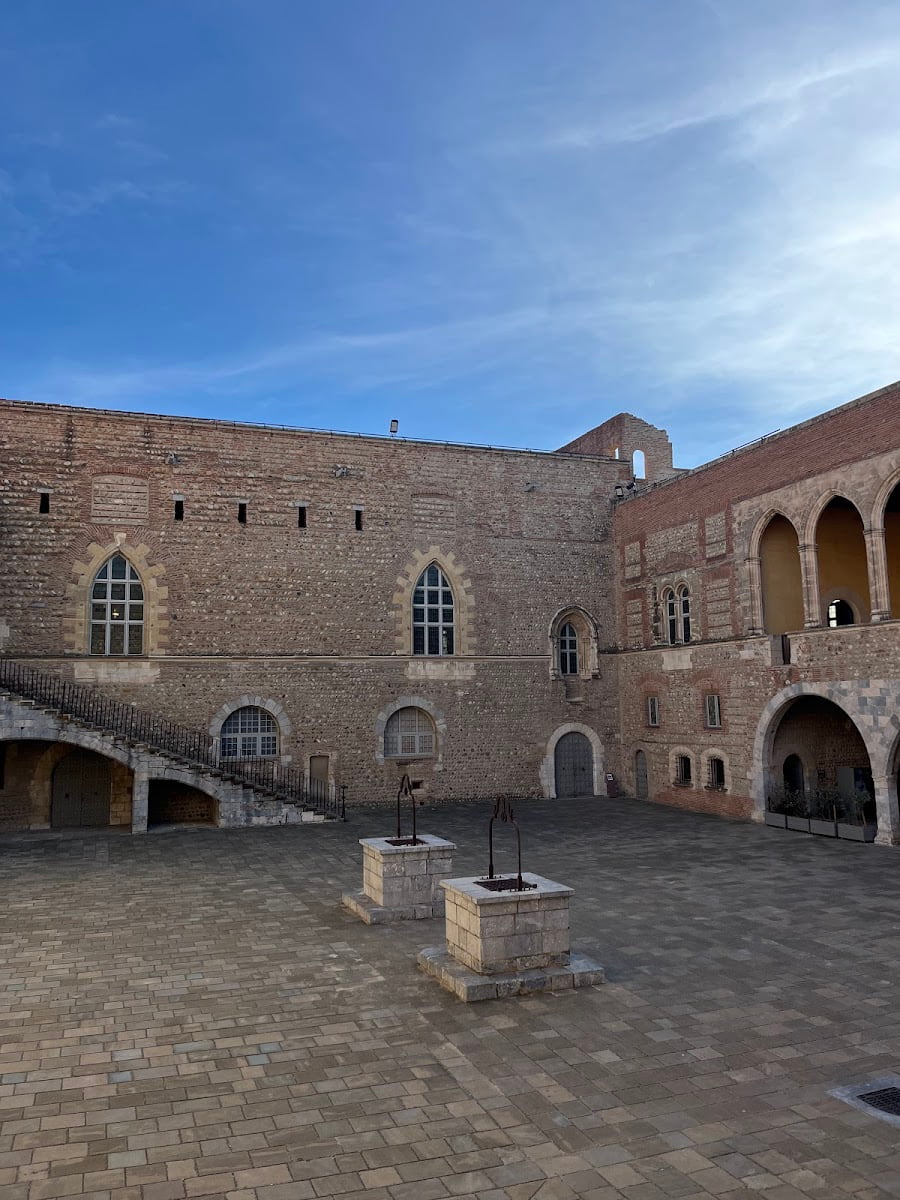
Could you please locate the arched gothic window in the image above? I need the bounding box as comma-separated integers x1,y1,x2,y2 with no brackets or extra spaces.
413,564,454,656
662,585,692,644
384,707,435,758
220,707,278,759
90,554,144,656
558,622,578,675
680,586,691,643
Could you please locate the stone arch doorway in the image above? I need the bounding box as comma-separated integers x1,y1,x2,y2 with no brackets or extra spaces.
51,748,111,829
554,732,593,798
634,749,649,799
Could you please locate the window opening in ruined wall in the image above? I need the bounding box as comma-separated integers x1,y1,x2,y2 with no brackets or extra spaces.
384,707,435,758
759,514,803,634
220,707,278,759
90,554,144,656
413,564,455,656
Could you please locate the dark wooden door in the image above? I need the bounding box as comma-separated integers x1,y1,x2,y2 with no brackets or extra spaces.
51,751,111,828
635,750,648,799
554,732,593,797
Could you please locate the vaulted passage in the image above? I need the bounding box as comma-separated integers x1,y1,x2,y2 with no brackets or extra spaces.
769,697,875,828
759,515,803,634
816,497,870,624
148,781,217,826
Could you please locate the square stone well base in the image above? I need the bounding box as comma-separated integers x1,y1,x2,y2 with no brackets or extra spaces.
417,872,604,1001
342,833,455,924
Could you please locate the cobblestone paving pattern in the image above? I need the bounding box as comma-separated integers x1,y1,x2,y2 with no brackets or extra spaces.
1,798,899,1200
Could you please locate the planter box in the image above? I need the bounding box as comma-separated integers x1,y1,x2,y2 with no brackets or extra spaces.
764,811,787,829
342,833,455,923
809,818,837,837
786,816,811,833
837,823,877,843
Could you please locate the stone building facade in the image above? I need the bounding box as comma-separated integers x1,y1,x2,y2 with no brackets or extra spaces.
1,380,899,844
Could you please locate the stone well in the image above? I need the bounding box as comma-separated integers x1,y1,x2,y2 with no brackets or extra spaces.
341,833,455,924
418,872,604,1001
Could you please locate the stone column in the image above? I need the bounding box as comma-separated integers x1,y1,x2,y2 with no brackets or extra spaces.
799,543,822,629
131,768,149,833
864,526,891,622
873,773,900,846
745,556,764,635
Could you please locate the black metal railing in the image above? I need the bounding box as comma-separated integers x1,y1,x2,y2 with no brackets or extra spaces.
0,659,345,819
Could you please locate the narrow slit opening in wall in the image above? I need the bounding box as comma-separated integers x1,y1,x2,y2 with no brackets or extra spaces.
174,499,184,521
354,509,363,531
297,505,307,529
238,502,247,525
39,492,50,514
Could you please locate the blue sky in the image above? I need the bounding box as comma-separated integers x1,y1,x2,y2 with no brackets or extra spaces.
3,1,900,466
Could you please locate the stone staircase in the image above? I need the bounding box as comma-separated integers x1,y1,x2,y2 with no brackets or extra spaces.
0,660,345,824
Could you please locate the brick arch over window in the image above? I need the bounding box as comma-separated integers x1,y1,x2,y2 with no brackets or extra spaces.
548,606,599,678
393,548,476,656
374,696,447,768
64,537,168,656
209,696,292,762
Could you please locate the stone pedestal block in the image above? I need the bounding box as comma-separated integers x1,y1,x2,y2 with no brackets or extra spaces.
418,872,604,1001
342,833,455,924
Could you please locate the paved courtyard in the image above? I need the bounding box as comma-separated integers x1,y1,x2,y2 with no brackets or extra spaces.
2,797,900,1200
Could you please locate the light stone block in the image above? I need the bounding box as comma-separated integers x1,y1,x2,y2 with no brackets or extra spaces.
342,833,456,923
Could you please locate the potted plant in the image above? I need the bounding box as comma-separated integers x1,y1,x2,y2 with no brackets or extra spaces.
764,789,787,829
809,788,838,838
782,788,810,833
836,792,877,842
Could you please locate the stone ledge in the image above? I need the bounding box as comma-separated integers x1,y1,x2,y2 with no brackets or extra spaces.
342,891,443,925
416,945,604,1002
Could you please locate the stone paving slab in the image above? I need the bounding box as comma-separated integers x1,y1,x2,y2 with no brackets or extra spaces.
1,797,900,1199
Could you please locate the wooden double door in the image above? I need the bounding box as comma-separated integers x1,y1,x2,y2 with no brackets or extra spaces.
51,750,111,828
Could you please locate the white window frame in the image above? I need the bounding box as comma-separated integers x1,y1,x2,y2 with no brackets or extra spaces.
559,622,578,675
220,706,279,759
384,707,435,758
705,694,722,728
90,554,144,656
412,564,455,656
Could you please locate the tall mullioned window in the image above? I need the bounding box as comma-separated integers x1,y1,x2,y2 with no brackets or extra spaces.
662,585,692,644
220,707,278,759
90,554,144,656
413,564,454,655
558,623,578,674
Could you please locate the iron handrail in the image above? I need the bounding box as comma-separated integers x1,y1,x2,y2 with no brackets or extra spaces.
0,658,345,819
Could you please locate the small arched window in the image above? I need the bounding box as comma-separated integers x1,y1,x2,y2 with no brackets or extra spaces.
413,564,454,656
384,707,435,758
827,599,855,627
558,623,578,675
90,554,144,656
220,707,278,759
